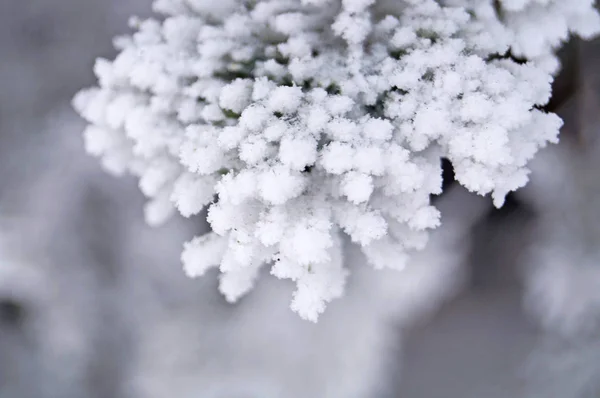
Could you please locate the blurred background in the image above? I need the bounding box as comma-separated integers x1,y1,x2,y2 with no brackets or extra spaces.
0,1,599,397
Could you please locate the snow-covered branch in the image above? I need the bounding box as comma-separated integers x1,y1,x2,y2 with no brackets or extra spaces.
74,0,600,320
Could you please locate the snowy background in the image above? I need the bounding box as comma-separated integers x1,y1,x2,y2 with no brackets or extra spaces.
0,1,599,397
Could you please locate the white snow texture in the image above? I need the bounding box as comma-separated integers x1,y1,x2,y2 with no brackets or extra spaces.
74,0,600,321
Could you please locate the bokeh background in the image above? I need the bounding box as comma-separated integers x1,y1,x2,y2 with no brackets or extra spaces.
0,1,599,397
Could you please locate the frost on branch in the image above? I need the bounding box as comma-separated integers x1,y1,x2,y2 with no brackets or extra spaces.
73,0,599,321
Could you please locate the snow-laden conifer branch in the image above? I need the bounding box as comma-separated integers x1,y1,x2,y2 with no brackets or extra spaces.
74,0,600,321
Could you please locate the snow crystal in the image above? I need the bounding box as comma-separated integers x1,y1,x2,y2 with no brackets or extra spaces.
74,0,600,321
